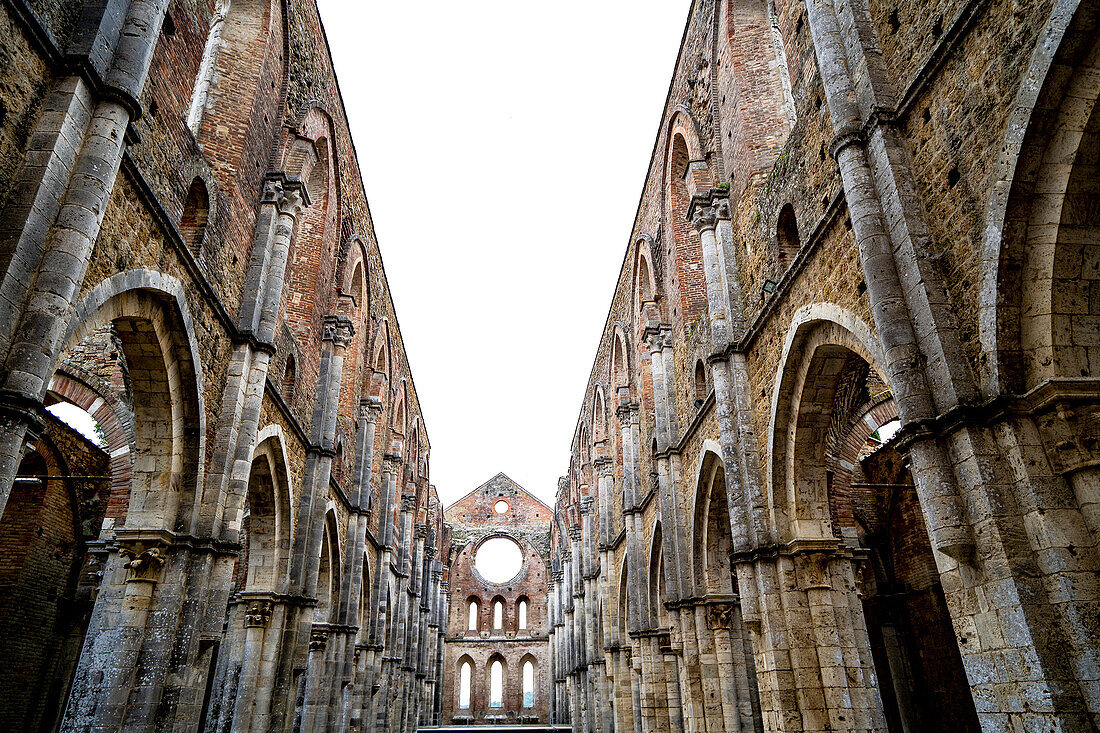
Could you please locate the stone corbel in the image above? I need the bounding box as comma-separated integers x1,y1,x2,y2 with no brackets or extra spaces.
310,625,330,652
119,539,168,583
322,314,355,349
789,538,840,592
244,599,274,628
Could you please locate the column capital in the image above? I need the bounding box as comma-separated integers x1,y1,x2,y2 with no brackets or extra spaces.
688,189,731,233
414,522,428,541
594,456,613,477
401,493,417,513
310,625,329,652
644,328,663,355
118,538,168,583
263,172,310,216
615,402,637,422
323,315,355,349
579,496,595,515
568,525,582,542
244,599,274,628
359,397,384,423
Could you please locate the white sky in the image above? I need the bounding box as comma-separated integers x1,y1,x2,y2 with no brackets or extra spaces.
317,0,690,507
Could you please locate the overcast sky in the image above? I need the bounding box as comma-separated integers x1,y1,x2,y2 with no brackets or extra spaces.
316,0,690,507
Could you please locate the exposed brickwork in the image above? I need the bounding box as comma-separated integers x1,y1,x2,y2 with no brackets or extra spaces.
0,0,448,730
548,0,1100,731
442,474,552,725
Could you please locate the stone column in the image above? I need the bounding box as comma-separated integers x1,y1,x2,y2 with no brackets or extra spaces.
365,453,401,733
0,0,172,514
294,316,355,733
61,539,167,729
229,599,274,733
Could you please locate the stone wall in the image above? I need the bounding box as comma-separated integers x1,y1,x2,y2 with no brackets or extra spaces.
442,474,552,725
0,0,448,730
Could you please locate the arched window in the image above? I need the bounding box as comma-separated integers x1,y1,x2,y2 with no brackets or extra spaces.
518,599,528,630
282,355,296,403
694,360,708,406
522,661,534,708
493,600,503,630
180,178,210,255
489,660,503,708
468,599,479,631
777,203,800,264
459,661,472,709
188,0,230,134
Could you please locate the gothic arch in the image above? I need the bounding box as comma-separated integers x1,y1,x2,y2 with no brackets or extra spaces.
767,305,888,544
665,110,710,333
979,0,1100,394
609,325,631,394
367,318,392,399
240,431,293,593
65,271,206,532
315,509,342,624
632,236,661,326
591,384,609,445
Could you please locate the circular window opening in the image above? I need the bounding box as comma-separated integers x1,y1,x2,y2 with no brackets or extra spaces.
494,500,509,514
476,537,523,584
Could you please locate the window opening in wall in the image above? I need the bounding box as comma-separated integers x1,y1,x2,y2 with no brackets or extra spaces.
180,179,210,255
777,203,800,265
519,600,528,630
468,600,479,631
475,536,523,584
522,661,534,708
694,360,708,407
489,660,503,708
493,600,503,630
459,661,471,709
282,355,297,403
46,402,106,448
494,499,509,514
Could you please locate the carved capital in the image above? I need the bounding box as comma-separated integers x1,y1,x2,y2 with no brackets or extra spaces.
414,522,428,541
310,626,329,652
119,540,168,582
401,494,417,513
691,204,718,233
579,496,595,515
245,599,274,628
360,398,384,424
263,174,309,217
323,315,355,349
616,403,637,422
644,330,663,355
594,456,613,477
706,602,736,630
791,542,837,592
568,525,583,542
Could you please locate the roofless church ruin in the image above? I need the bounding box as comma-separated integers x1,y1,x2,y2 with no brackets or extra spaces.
0,0,1098,731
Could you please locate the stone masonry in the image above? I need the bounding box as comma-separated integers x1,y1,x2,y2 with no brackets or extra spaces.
549,0,1100,732
0,0,447,730
4,0,1100,732
441,474,553,726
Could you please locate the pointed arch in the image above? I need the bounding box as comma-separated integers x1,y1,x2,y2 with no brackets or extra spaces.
65,271,206,531
633,236,661,326
243,429,293,593
609,325,631,393
767,305,888,543
665,110,710,334
980,0,1100,394
591,385,609,444
315,509,342,623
